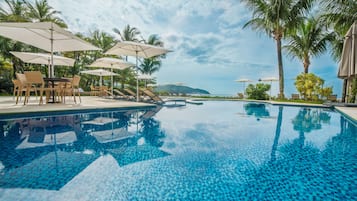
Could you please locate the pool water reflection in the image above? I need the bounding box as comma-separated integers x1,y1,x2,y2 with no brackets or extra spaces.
0,101,356,200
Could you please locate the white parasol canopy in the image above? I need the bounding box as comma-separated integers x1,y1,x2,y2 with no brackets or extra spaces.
81,69,118,88
10,51,75,75
89,57,134,97
235,78,253,95
260,77,279,82
89,57,134,70
105,41,171,101
235,78,253,83
0,22,100,77
338,22,357,102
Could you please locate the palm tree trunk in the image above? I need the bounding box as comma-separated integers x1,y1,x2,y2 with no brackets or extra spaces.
276,38,285,99
303,57,310,74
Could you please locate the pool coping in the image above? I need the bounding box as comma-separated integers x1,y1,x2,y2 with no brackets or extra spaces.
191,98,357,121
0,96,356,121
0,96,156,116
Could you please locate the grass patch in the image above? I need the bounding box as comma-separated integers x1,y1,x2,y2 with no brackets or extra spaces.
273,99,324,104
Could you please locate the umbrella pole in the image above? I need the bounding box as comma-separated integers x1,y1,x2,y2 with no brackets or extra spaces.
111,65,114,99
100,74,102,96
50,22,54,78
136,51,139,102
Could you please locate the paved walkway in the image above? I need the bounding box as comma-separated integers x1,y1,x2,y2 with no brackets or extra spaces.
0,96,154,115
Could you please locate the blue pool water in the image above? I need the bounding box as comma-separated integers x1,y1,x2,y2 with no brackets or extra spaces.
0,101,356,200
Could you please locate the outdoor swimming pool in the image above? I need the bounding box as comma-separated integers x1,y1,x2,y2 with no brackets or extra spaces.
0,101,356,200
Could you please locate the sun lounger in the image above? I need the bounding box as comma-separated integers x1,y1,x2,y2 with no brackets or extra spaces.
113,89,135,100
291,93,300,100
327,94,337,102
140,88,164,104
124,88,145,101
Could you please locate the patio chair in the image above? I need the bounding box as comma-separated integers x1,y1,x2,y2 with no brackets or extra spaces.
63,75,81,104
24,71,58,105
12,79,20,99
15,73,38,104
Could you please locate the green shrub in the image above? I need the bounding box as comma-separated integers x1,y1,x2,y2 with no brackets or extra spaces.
294,73,333,101
245,83,270,100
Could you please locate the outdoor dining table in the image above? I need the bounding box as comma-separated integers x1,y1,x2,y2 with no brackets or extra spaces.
44,78,71,103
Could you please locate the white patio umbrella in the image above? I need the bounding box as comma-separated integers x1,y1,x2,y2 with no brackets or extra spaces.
235,78,252,95
338,22,357,102
0,22,100,78
105,41,171,101
138,74,156,88
89,57,134,97
10,51,75,75
80,69,118,89
259,77,279,100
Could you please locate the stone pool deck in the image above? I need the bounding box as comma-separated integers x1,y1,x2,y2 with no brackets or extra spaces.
0,96,155,115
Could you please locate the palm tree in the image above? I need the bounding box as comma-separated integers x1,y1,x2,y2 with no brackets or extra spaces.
117,68,136,90
320,0,357,61
88,29,117,61
146,34,163,46
113,24,141,42
0,0,31,76
0,0,29,22
139,34,165,75
242,0,315,98
89,30,116,52
139,58,161,75
284,17,334,73
113,24,142,62
26,0,67,28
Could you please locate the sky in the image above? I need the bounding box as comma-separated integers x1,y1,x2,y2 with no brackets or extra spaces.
46,0,342,96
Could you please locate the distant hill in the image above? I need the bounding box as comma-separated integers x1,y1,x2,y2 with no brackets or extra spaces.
154,84,210,95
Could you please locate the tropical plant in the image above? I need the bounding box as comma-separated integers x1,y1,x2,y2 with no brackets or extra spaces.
0,59,13,94
245,83,270,100
319,86,333,100
0,0,68,78
294,73,327,100
139,34,165,77
320,0,357,60
89,30,116,54
139,58,161,75
349,79,357,103
284,17,334,73
0,0,31,77
242,0,315,98
146,34,163,47
26,0,67,27
0,0,29,22
113,24,141,42
116,68,136,90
